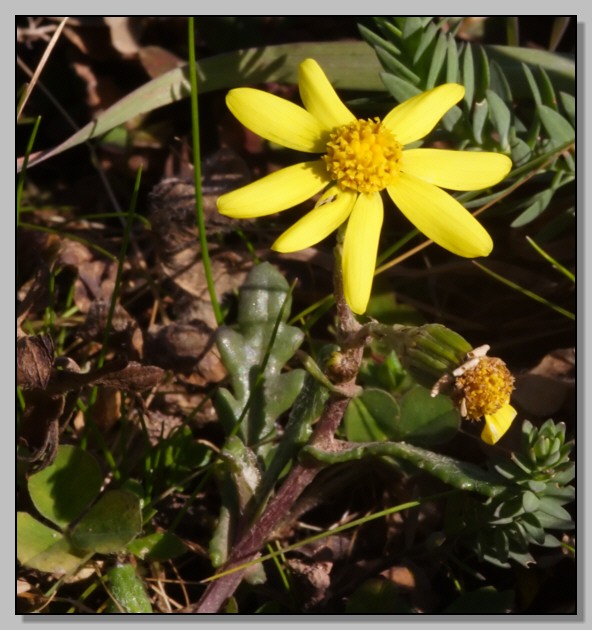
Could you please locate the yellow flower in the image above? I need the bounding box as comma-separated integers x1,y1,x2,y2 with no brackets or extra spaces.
217,59,512,314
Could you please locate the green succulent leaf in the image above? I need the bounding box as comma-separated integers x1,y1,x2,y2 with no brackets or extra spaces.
303,440,507,497
104,563,152,613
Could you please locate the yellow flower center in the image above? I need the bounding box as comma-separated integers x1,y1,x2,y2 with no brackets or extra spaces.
323,118,402,194
454,357,515,419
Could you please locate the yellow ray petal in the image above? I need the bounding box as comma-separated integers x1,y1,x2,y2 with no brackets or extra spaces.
226,88,327,152
342,192,383,314
217,161,328,218
383,84,464,146
298,58,356,130
481,404,517,445
386,172,493,258
272,186,356,252
402,149,512,191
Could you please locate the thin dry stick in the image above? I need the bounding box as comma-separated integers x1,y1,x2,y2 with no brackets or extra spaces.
17,17,68,121
188,241,364,613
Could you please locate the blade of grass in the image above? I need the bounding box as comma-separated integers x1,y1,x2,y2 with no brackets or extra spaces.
525,236,575,283
472,261,574,320
187,17,223,327
16,115,41,228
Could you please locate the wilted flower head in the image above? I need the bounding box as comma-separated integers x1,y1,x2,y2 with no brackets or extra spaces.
451,345,517,445
217,59,512,314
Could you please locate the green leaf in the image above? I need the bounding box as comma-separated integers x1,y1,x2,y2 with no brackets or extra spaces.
21,41,385,171
475,46,491,101
489,59,513,102
127,531,187,561
485,45,574,97
559,92,576,126
215,263,305,445
17,512,88,575
380,72,421,104
511,188,554,227
412,21,438,68
443,587,514,614
358,23,401,59
538,66,558,109
445,34,459,84
375,47,421,84
472,99,489,145
461,43,475,107
70,490,143,553
519,512,546,545
510,137,532,166
28,444,103,529
521,62,542,106
536,497,573,523
486,89,512,150
538,104,575,147
397,386,459,445
105,563,152,613
344,389,400,442
521,490,541,513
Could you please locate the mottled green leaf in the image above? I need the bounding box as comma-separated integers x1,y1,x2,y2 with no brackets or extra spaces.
215,263,304,445
70,490,143,553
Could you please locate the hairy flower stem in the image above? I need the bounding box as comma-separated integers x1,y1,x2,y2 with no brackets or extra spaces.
190,240,363,613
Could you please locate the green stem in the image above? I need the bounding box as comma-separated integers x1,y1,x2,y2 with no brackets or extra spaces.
17,115,42,229
187,17,223,326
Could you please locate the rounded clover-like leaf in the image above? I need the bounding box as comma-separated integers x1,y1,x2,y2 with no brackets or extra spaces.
17,512,88,575
28,445,103,529
344,388,400,442
398,386,460,445
70,489,142,554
